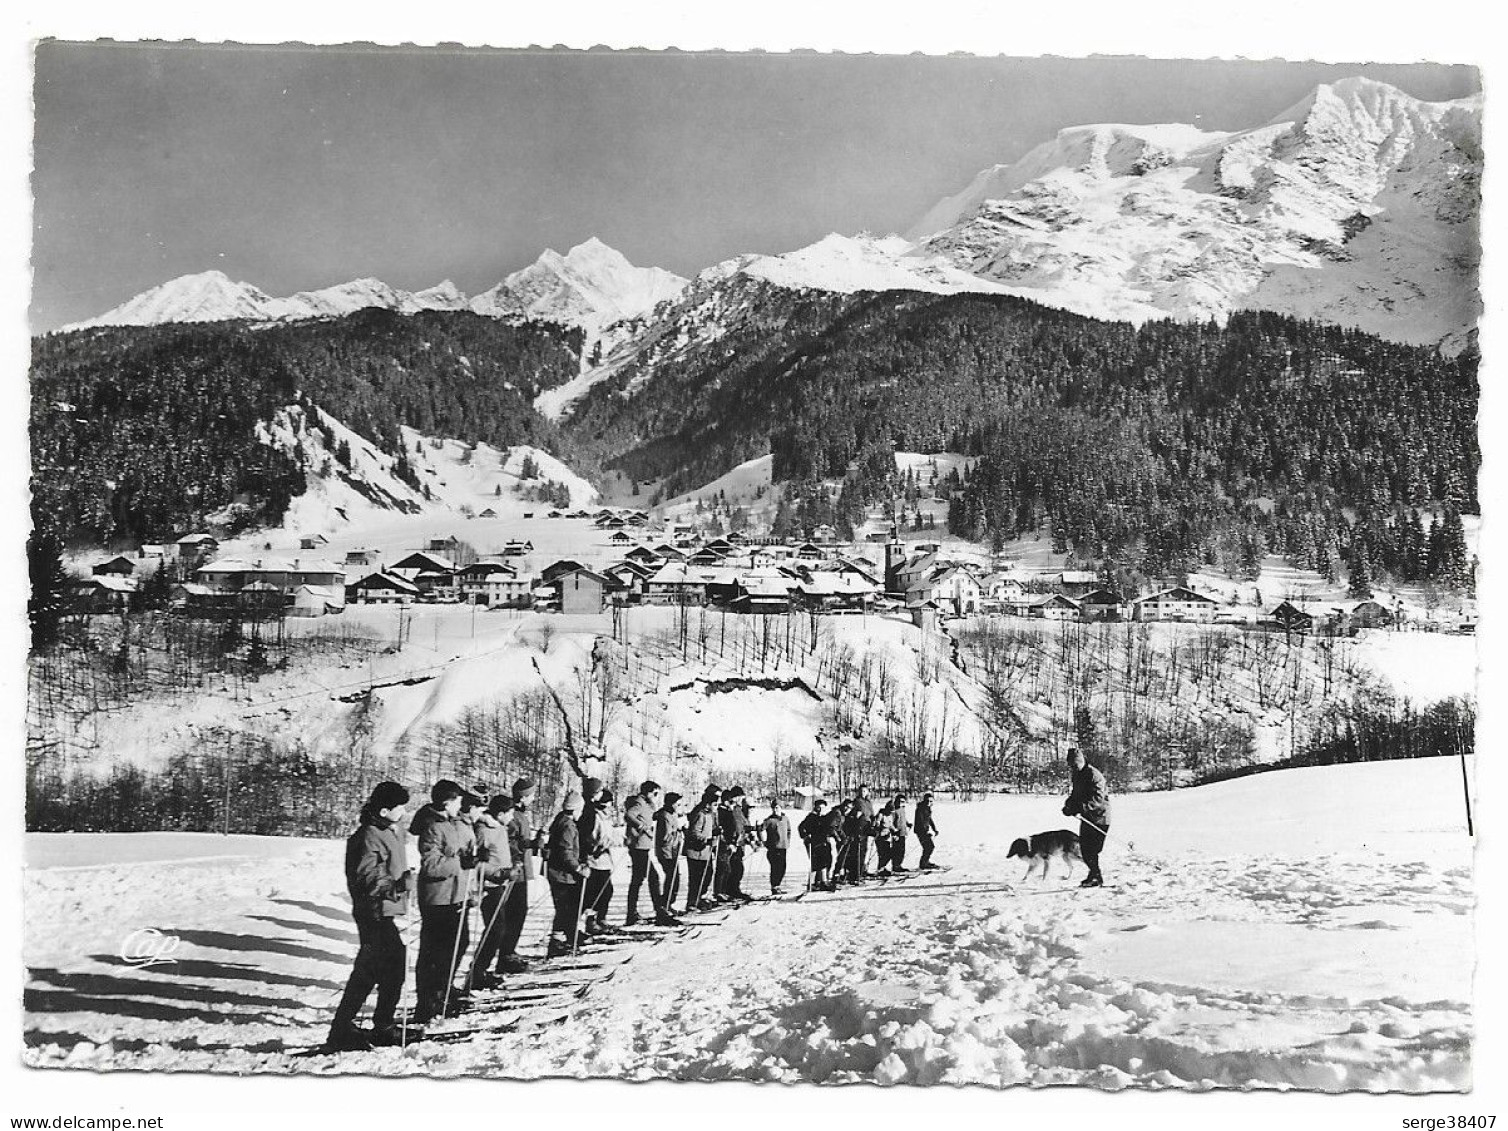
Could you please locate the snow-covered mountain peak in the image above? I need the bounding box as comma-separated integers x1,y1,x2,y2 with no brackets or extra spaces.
64,270,284,330
906,76,1480,349
410,280,470,311
471,238,688,331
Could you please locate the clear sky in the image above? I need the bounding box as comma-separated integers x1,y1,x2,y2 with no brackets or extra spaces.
30,45,1479,331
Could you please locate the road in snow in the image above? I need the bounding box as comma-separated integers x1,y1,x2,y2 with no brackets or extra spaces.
23,756,1473,1091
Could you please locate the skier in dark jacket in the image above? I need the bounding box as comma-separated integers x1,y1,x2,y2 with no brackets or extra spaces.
546,790,589,956
328,781,413,1051
410,780,476,1025
577,778,614,936
760,798,792,894
467,793,516,990
684,785,720,912
843,797,870,883
498,777,541,973
822,800,850,891
1062,747,1111,887
625,780,674,926
914,791,940,869
797,799,833,890
716,785,752,901
655,792,685,912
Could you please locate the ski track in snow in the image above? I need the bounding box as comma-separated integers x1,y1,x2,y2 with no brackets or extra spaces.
22,759,1472,1091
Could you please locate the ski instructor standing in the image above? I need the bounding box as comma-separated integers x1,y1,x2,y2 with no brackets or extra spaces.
1062,747,1110,888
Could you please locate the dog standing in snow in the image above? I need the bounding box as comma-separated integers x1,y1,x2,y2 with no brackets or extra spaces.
1007,830,1084,883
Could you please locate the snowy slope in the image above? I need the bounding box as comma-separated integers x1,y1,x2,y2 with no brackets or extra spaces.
254,407,594,535
23,757,1474,1089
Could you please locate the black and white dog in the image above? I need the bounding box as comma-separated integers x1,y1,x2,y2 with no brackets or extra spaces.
1007,830,1084,882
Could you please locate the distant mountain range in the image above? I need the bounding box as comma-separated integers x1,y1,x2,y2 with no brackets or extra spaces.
62,78,1479,357
64,237,687,336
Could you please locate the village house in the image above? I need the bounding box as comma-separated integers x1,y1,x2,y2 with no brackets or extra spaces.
1267,600,1315,634
907,599,943,633
197,556,347,614
1131,586,1218,623
1349,598,1397,630
557,568,612,615
605,559,656,600
176,533,219,562
390,550,456,575
92,555,136,577
645,562,718,604
501,540,534,556
298,533,329,550
978,570,1026,609
344,548,381,570
1033,593,1081,621
733,574,795,615
457,560,515,604
623,545,663,567
541,559,589,585
347,570,421,605
794,572,878,614
1078,589,1124,622
1060,570,1099,598
933,565,983,616
73,574,137,612
388,551,458,601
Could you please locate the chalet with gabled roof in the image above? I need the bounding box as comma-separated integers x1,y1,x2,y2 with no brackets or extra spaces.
348,570,421,605
1131,586,1217,623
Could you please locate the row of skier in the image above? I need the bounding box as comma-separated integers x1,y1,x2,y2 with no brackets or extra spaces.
327,776,942,1051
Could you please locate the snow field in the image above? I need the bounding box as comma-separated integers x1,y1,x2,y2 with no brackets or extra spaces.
22,757,1474,1090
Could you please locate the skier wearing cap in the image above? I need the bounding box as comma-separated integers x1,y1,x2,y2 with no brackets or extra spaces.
546,790,590,956
577,778,614,936
760,797,792,895
684,785,720,913
717,785,752,902
468,793,516,990
497,777,540,973
915,791,940,870
625,780,675,926
655,791,686,913
797,799,832,890
327,781,413,1052
1062,747,1111,887
410,780,476,1025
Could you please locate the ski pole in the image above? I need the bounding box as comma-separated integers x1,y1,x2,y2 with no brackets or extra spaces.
1077,815,1109,838
571,875,588,958
465,875,515,991
440,861,481,1020
697,831,720,906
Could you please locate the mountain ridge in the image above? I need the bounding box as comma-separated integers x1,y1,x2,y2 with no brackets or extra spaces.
57,77,1479,356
